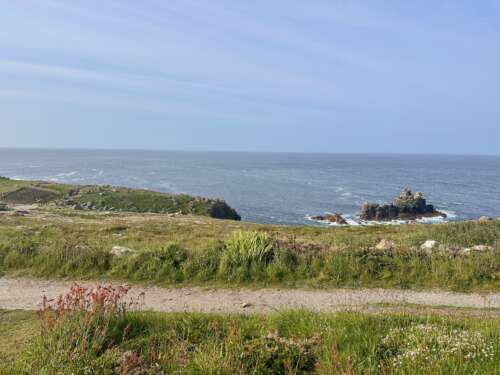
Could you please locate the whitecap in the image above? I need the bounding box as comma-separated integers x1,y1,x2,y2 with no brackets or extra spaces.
55,171,78,178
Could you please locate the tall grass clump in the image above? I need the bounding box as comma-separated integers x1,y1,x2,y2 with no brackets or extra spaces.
224,230,275,264
219,230,276,281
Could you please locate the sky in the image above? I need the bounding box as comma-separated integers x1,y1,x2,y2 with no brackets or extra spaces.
1,1,499,154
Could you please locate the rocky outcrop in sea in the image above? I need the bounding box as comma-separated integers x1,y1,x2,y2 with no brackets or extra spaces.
360,187,445,221
310,213,347,225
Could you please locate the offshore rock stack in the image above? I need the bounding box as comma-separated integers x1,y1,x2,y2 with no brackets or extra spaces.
360,187,446,221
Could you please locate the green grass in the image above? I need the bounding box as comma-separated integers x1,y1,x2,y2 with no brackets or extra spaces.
1,308,499,374
0,310,39,363
0,178,240,219
0,211,499,291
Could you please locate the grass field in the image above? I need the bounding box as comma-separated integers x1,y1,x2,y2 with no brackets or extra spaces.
0,207,499,291
1,306,499,374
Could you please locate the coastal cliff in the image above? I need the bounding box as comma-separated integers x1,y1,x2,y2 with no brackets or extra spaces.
0,177,241,221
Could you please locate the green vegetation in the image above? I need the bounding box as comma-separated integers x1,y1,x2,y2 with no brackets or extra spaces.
0,310,39,363
1,286,499,374
0,212,498,291
1,179,499,373
0,178,240,220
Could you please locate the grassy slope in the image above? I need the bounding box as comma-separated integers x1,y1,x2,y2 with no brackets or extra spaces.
1,207,499,291
0,178,240,219
1,309,499,374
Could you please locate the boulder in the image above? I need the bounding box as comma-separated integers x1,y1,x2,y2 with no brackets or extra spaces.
360,187,445,221
471,245,493,252
110,246,136,257
311,213,347,225
375,239,396,251
459,245,494,255
208,200,241,221
478,216,493,222
420,240,439,253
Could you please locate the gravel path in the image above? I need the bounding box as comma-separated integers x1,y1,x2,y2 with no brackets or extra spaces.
1,277,499,315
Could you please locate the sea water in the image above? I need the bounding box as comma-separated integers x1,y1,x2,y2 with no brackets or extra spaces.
0,149,499,225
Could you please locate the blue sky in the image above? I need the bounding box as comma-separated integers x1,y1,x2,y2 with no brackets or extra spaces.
1,1,499,154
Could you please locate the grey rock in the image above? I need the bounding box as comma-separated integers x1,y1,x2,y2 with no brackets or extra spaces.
478,216,493,222
110,246,136,257
375,239,396,251
311,213,347,225
420,240,439,253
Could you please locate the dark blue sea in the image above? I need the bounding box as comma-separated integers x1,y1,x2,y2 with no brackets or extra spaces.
0,149,499,225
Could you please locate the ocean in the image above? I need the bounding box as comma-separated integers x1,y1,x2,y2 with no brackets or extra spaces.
0,149,499,225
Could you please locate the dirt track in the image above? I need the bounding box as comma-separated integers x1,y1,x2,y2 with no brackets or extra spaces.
1,277,500,316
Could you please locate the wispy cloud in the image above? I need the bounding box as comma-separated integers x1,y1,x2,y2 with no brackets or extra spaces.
0,1,499,152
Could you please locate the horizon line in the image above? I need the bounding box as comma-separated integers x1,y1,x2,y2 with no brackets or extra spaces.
0,146,499,158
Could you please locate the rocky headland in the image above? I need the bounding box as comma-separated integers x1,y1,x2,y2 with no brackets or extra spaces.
0,178,241,221
360,187,445,221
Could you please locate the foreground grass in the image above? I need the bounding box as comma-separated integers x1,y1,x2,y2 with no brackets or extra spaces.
0,310,39,363
1,307,499,374
0,209,499,291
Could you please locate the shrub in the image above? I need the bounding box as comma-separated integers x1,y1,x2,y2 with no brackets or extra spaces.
241,331,319,374
12,284,130,374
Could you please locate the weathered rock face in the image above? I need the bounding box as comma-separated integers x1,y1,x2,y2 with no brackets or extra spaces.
311,213,347,225
208,200,241,221
360,187,445,221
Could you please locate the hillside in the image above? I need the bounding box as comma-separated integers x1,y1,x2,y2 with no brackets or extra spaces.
0,177,240,220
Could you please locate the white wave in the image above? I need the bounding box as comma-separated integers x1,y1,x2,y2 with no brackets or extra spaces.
55,171,78,177
439,209,457,219
305,214,348,226
306,210,457,227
